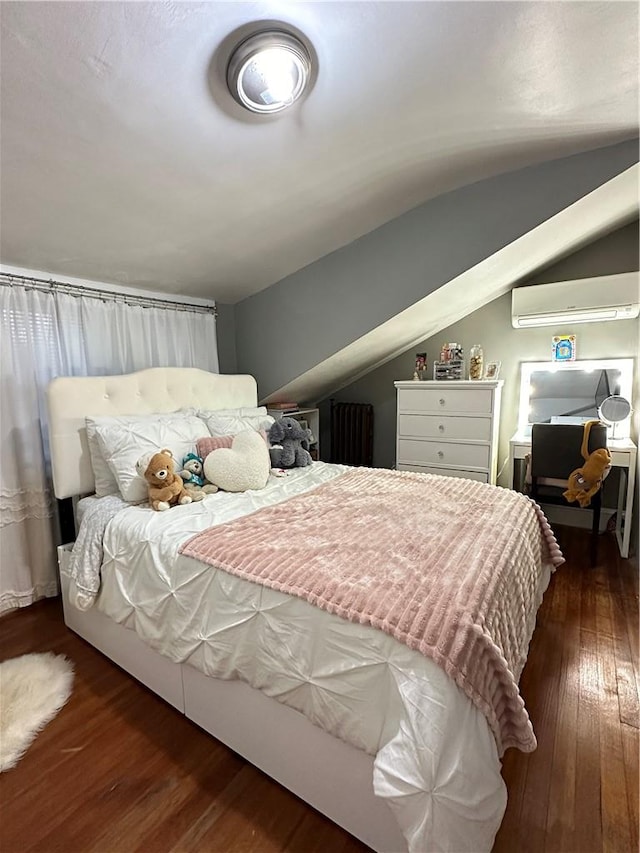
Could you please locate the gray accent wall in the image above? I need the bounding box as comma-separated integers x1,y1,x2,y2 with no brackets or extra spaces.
234,139,638,400
215,302,237,374
519,219,640,284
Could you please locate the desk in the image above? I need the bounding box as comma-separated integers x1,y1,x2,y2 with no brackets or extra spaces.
508,431,637,559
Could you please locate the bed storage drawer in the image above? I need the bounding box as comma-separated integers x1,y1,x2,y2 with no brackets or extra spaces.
182,665,407,853
57,550,185,712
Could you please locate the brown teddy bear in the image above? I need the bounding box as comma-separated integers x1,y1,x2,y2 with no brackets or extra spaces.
136,448,193,512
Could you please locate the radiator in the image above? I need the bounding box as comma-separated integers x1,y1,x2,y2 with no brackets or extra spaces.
330,401,374,467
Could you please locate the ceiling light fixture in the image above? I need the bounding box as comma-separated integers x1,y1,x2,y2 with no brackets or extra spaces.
226,29,313,114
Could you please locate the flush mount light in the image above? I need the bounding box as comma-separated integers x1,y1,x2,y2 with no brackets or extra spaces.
226,29,313,114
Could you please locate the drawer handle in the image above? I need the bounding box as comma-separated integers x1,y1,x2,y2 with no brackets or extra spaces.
438,424,445,432
439,398,446,406
437,450,444,459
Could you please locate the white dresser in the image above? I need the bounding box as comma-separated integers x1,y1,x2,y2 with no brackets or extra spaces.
394,380,504,484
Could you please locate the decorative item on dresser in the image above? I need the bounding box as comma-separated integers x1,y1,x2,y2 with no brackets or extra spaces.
468,345,484,380
433,342,465,381
394,380,504,484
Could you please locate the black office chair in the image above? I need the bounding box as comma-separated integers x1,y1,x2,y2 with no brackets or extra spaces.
530,422,608,566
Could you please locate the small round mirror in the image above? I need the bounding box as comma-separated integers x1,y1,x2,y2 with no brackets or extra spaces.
598,395,631,424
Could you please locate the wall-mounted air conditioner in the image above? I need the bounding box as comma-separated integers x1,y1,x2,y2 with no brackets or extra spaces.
511,272,640,328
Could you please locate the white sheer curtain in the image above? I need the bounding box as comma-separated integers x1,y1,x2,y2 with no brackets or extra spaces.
0,282,218,614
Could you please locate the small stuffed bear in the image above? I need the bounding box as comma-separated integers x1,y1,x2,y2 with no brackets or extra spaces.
179,452,218,501
136,448,193,511
268,417,313,469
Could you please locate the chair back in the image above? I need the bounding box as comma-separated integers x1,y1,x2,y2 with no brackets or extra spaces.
531,423,608,480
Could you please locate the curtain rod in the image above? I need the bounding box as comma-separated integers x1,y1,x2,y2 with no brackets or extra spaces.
0,272,217,316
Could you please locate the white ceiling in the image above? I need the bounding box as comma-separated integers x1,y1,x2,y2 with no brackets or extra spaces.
1,1,638,303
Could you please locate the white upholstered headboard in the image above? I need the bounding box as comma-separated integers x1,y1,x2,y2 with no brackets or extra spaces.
46,368,258,499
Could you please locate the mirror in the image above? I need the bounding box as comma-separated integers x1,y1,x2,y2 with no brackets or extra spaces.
519,359,634,439
599,395,632,437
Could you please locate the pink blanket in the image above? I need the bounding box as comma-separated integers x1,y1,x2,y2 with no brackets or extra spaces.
180,468,564,755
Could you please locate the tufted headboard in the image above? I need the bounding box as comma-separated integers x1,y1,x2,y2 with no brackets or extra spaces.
46,368,258,499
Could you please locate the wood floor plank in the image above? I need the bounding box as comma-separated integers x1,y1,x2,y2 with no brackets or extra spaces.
493,572,556,852
515,620,564,853
593,563,614,639
597,632,633,853
546,558,568,624
579,550,599,632
0,526,637,853
171,763,308,853
284,809,354,853
543,564,581,851
610,585,639,729
571,626,604,853
620,722,639,853
611,556,640,729
493,746,529,849
129,750,247,853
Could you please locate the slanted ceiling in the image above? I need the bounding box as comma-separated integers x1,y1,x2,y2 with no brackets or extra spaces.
1,3,638,402
235,145,639,403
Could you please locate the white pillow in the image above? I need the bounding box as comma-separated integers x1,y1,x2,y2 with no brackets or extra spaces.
86,410,199,496
203,430,270,492
196,406,274,437
95,414,210,503
85,419,119,496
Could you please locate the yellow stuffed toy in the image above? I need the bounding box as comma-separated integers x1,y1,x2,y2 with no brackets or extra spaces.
563,421,611,509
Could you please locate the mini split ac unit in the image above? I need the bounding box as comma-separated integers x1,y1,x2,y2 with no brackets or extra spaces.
511,272,640,328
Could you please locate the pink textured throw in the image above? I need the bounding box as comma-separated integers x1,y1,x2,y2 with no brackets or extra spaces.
180,468,564,754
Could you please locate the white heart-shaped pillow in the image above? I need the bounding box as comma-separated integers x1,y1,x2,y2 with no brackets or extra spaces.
203,430,270,492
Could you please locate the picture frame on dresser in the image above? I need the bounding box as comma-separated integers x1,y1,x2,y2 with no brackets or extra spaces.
394,379,504,485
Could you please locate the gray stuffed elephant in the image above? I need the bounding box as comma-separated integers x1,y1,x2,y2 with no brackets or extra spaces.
268,416,313,468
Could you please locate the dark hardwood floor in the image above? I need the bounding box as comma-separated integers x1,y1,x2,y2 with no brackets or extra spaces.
493,525,639,853
0,526,637,853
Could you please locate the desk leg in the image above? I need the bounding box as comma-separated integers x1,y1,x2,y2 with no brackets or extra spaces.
615,470,625,541
507,450,515,491
616,450,637,559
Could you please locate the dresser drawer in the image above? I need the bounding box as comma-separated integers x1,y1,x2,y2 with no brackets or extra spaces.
398,413,491,441
398,387,493,414
397,463,489,483
397,439,490,469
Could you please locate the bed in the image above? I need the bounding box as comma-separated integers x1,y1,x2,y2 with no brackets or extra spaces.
47,367,562,853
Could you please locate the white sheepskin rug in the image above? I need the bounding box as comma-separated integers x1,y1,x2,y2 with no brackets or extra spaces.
0,652,74,772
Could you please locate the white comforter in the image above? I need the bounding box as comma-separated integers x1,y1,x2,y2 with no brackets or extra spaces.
69,463,516,853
